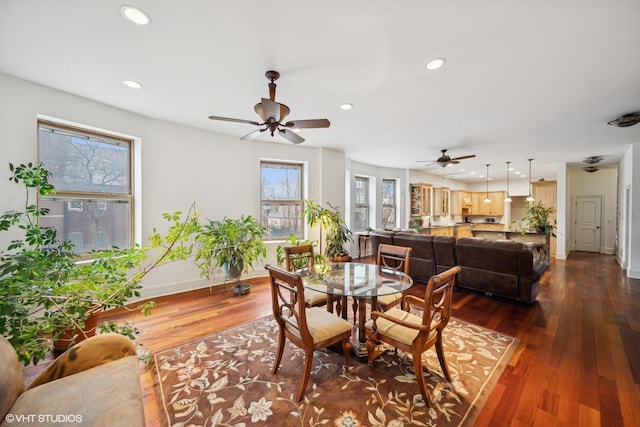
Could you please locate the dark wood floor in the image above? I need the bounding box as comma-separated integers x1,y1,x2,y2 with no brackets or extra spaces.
30,252,640,426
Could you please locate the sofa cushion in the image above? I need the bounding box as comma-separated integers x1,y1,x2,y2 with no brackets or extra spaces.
369,230,395,256
433,236,457,274
392,233,436,283
0,335,24,421
4,356,145,427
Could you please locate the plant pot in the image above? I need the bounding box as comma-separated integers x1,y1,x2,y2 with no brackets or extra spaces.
224,260,244,278
331,253,352,263
52,304,101,354
233,283,252,295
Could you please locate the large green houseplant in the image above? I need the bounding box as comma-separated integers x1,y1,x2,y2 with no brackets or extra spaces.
194,215,267,281
521,200,556,237
303,200,353,261
0,162,200,365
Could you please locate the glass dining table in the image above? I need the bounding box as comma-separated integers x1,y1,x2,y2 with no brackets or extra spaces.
299,262,413,357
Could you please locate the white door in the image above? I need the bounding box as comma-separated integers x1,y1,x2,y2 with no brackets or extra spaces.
574,196,602,252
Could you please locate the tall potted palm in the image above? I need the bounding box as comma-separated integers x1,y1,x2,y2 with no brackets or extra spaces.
194,215,266,294
303,200,353,262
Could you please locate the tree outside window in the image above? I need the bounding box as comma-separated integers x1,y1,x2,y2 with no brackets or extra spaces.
261,161,303,239
382,179,396,228
38,121,133,256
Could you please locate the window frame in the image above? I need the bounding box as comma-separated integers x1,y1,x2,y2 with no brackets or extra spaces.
260,160,305,240
354,176,370,232
37,120,135,257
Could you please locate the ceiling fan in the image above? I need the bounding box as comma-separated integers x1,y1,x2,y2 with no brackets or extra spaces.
417,149,476,167
208,70,330,144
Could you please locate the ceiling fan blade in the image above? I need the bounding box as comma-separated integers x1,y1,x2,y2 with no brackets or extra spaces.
240,128,267,140
208,115,261,126
278,128,305,144
284,119,330,129
416,160,437,163
451,154,476,161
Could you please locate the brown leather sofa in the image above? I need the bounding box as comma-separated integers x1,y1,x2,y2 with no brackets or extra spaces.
455,237,545,304
368,230,546,304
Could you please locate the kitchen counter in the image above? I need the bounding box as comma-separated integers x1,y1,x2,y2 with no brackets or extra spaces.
470,227,548,244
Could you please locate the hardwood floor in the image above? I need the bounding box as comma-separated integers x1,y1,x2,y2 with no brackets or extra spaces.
31,252,640,426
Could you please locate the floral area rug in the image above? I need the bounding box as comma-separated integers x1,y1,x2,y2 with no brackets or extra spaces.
153,314,518,427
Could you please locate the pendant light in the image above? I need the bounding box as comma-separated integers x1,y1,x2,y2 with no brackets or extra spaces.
505,161,512,203
526,158,535,202
484,164,491,203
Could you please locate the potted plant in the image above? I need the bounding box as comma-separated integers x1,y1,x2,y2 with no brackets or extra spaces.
275,233,325,269
522,200,556,237
0,162,200,365
303,200,353,262
194,215,267,294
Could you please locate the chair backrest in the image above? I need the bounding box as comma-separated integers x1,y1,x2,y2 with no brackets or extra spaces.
418,266,461,341
265,264,312,343
283,244,315,273
376,243,412,275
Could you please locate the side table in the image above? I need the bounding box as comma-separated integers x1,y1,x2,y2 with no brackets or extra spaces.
358,233,370,258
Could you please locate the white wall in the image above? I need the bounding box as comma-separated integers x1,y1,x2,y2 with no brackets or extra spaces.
566,167,618,255
618,144,640,278
0,73,343,298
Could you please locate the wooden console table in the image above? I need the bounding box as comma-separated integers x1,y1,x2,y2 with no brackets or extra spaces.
357,233,370,258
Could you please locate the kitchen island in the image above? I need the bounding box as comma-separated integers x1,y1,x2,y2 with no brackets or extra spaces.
470,227,550,263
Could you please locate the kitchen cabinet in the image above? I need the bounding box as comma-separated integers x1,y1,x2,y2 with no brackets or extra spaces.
451,190,472,216
409,183,432,217
471,191,505,215
455,224,473,238
425,226,454,237
433,186,450,216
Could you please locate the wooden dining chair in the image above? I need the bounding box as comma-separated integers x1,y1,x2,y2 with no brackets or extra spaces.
283,244,328,308
375,243,412,311
351,243,412,323
365,266,461,407
265,264,353,402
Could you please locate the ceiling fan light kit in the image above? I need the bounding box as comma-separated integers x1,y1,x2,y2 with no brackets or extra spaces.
607,112,640,127
208,70,330,144
583,156,604,165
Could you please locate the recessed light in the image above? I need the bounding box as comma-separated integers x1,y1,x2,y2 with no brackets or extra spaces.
340,103,353,110
122,80,143,89
292,128,301,133
425,57,446,71
120,5,151,25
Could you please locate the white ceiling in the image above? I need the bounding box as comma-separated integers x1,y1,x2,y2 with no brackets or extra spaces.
1,0,639,182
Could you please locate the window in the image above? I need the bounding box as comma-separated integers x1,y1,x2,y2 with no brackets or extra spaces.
261,161,304,239
382,179,396,228
354,176,369,231
38,121,133,256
